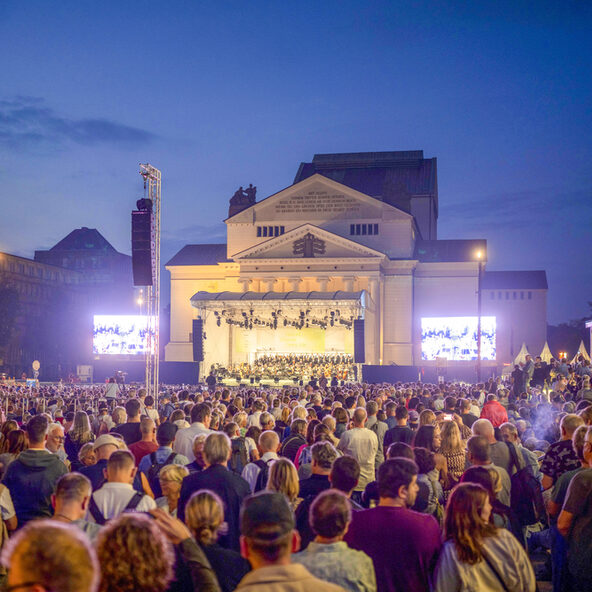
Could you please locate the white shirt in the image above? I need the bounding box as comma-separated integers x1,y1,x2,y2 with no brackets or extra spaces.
241,452,279,492
247,411,262,428
174,422,213,462
337,427,378,491
88,482,155,523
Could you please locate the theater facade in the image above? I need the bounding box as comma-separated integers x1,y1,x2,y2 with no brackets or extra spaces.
165,151,547,378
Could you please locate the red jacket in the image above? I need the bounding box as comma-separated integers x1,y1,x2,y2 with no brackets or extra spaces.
480,400,508,427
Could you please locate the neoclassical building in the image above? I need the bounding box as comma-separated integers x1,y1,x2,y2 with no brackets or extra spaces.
165,151,547,376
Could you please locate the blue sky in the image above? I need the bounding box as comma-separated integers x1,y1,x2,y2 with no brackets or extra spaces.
0,1,590,324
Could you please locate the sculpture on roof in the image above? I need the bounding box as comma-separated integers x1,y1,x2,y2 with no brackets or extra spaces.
228,184,257,218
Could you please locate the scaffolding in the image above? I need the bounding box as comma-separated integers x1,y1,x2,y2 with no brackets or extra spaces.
139,164,161,404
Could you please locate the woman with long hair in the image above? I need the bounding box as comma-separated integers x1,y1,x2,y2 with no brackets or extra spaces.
333,407,349,438
439,420,466,494
184,489,250,592
435,483,535,592
413,424,448,491
0,429,27,479
65,411,95,466
0,420,18,453
266,458,300,509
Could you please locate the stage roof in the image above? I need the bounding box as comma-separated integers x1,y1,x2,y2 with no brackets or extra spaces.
191,290,366,305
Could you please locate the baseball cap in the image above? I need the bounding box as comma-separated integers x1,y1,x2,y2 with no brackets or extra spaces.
408,410,419,423
93,434,121,451
240,492,295,541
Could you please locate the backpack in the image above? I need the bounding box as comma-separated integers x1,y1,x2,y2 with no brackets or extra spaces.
230,437,249,475
146,451,177,498
88,491,144,526
253,459,271,492
507,442,545,526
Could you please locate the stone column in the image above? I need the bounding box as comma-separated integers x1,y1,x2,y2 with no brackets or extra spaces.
238,278,251,293
263,278,276,292
317,276,330,292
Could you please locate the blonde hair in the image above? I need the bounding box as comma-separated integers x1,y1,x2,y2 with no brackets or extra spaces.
70,411,93,445
440,420,464,454
419,409,436,427
266,458,299,503
97,513,174,592
112,407,127,425
185,490,224,546
158,463,189,484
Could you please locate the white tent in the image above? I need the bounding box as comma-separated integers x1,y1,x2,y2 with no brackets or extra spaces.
571,340,591,364
513,343,530,366
539,342,553,364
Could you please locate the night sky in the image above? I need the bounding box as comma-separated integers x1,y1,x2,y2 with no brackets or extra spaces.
1,1,590,324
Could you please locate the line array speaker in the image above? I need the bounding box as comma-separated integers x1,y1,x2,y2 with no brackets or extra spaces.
131,210,153,286
192,318,204,362
353,319,365,364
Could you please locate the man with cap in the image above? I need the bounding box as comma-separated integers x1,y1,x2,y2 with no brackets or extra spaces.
236,491,346,591
79,433,121,491
138,422,188,498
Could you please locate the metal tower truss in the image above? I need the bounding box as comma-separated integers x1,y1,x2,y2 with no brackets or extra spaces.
139,164,161,404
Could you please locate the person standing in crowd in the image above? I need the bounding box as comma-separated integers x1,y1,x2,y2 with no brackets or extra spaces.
51,473,101,542
79,434,121,491
175,403,214,462
88,450,156,524
185,489,251,592
383,406,414,448
236,491,345,592
178,432,250,551
46,422,68,465
4,415,68,526
366,401,388,468
241,430,280,493
345,458,441,592
281,419,308,462
111,399,142,446
337,408,378,503
293,490,377,592
128,417,158,466
480,394,509,428
541,413,585,490
434,483,535,591
472,419,512,474
155,463,189,517
266,458,300,509
466,436,511,506
64,411,95,466
2,520,99,592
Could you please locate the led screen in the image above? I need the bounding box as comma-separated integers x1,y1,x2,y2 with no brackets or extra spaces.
93,315,156,355
421,316,496,361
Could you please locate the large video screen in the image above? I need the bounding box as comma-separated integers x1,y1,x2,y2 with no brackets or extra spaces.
93,315,156,355
421,316,496,361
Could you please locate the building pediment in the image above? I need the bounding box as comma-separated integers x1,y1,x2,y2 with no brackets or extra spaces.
233,224,386,261
226,174,413,224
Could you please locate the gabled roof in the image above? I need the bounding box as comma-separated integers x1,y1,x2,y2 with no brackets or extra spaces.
225,173,413,223
49,227,118,253
166,244,230,267
414,239,487,263
295,151,437,215
482,271,548,290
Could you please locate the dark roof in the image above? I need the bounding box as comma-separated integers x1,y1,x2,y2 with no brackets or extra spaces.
49,227,118,253
414,239,487,262
482,271,548,290
294,151,437,215
166,244,230,266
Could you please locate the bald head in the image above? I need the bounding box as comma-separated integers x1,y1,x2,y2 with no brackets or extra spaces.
472,419,495,442
353,408,367,427
259,430,280,453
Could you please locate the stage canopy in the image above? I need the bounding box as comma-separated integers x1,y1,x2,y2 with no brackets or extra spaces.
191,290,366,304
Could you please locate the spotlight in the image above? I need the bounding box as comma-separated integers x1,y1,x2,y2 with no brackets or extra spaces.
216,318,221,327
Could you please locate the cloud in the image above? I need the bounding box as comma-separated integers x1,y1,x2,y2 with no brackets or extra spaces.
0,96,155,150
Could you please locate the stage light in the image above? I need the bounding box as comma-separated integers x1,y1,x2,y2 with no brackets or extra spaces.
216,318,221,327
475,250,483,260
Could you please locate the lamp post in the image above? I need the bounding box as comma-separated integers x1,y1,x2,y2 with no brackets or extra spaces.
476,250,484,383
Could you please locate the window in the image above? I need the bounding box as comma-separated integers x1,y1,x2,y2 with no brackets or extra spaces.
528,291,532,300
350,223,379,236
256,226,285,238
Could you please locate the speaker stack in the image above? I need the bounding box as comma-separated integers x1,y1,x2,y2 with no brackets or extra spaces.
131,209,153,286
353,319,365,363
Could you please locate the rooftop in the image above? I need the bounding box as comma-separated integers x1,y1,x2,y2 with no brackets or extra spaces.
48,227,118,253
166,244,230,267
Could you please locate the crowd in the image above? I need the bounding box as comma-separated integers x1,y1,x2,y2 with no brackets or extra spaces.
212,353,356,383
0,354,590,591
